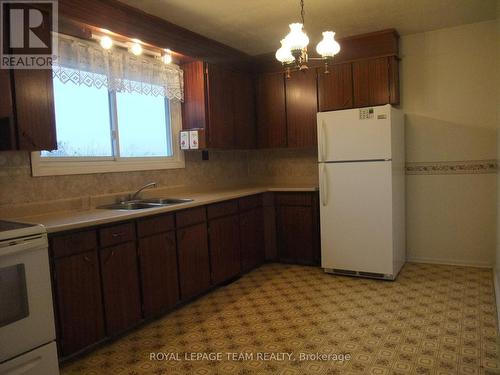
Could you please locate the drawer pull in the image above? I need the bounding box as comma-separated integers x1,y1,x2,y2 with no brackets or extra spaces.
104,250,115,264
111,232,125,238
83,255,92,263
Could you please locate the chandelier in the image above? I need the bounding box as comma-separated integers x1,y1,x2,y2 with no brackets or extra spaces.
275,0,340,77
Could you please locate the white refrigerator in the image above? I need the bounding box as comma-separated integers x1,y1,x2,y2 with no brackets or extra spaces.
317,104,405,280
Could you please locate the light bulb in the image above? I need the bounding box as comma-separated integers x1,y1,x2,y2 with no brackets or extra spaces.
100,35,113,50
284,23,309,51
130,42,143,56
275,39,294,64
316,31,340,58
161,49,172,64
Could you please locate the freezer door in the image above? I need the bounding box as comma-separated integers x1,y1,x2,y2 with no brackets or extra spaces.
317,105,392,162
319,161,394,275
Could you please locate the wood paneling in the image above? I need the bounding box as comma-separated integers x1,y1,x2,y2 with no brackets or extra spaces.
138,232,179,317
209,214,241,284
285,69,318,148
99,222,135,247
207,64,234,148
240,207,264,272
238,194,263,212
0,69,15,150
353,57,391,108
318,63,353,111
51,230,97,258
177,223,211,299
57,0,250,65
256,72,286,148
53,251,105,357
274,192,313,206
100,242,142,335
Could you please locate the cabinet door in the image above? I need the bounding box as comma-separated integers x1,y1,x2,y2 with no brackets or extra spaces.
233,71,256,149
209,214,241,284
53,251,105,357
207,64,234,148
285,68,318,148
353,57,390,107
0,69,15,150
318,63,353,111
177,223,211,299
138,232,179,318
256,72,287,148
240,207,264,272
100,242,142,335
12,69,57,151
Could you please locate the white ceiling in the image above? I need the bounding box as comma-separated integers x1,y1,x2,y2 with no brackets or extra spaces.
119,0,498,56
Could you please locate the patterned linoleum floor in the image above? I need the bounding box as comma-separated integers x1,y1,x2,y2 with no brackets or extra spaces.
62,263,500,375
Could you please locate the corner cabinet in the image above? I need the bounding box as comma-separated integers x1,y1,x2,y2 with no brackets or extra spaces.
181,61,255,149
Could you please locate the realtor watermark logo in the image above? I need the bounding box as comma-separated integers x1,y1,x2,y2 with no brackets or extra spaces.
0,0,57,69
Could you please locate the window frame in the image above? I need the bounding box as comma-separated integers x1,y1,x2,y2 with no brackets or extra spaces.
31,80,185,177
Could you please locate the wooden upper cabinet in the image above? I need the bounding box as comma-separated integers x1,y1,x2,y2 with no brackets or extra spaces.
353,56,395,108
181,60,255,149
233,71,256,149
318,63,353,111
207,63,234,148
285,69,318,148
256,72,287,148
0,7,56,151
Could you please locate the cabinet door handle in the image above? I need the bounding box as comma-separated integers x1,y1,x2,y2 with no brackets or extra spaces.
319,120,327,162
83,255,92,263
104,250,115,264
111,232,125,238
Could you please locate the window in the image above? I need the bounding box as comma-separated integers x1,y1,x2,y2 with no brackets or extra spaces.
31,34,185,176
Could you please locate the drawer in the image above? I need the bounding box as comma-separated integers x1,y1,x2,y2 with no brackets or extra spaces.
238,194,263,212
51,230,97,258
274,192,314,206
137,214,175,237
176,206,206,228
99,222,136,247
207,200,238,219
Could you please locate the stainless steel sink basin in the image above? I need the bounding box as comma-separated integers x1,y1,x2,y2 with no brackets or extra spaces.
98,198,193,210
98,202,159,210
140,198,193,205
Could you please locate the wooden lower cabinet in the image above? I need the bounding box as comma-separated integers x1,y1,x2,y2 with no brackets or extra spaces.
240,207,265,272
138,232,180,318
53,251,105,357
177,222,211,299
208,214,241,284
100,242,142,335
275,193,320,265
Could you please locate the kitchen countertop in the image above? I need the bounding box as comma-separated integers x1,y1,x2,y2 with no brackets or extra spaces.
16,185,318,234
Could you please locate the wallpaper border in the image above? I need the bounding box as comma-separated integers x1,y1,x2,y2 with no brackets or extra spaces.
405,159,498,175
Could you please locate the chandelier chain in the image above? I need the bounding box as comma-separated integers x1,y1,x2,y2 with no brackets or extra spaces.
300,0,305,25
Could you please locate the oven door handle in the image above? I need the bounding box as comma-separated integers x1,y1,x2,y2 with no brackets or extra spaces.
0,236,46,257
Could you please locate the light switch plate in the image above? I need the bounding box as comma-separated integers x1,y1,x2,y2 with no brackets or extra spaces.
189,130,199,149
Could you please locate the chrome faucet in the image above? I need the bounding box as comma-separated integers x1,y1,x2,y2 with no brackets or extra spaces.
130,182,157,201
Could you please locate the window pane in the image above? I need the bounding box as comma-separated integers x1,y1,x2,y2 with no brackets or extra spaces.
116,89,172,158
42,69,112,157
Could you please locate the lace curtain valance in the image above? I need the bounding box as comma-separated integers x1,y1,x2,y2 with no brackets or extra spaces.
52,34,184,101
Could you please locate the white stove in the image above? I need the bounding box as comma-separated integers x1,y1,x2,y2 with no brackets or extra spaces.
0,220,60,375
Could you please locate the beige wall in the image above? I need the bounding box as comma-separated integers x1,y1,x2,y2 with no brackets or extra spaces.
401,20,498,267
495,6,500,296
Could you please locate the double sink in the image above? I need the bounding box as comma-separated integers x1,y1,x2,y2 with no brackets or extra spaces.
99,198,193,211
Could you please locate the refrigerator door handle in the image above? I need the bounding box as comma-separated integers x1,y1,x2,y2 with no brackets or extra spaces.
319,120,327,162
320,164,329,206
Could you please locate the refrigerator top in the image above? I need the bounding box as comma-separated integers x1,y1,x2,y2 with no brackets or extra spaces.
317,105,399,163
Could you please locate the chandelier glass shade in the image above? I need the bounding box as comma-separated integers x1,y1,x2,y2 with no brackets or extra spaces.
275,0,340,75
